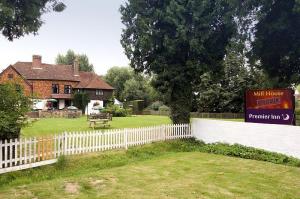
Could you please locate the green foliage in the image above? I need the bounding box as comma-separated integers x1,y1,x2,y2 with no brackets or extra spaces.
0,0,65,41
147,101,164,111
163,139,300,167
102,105,131,117
0,83,30,139
158,105,170,112
56,49,94,72
196,40,271,113
104,66,133,101
121,0,238,123
247,0,300,87
72,93,89,114
104,66,158,106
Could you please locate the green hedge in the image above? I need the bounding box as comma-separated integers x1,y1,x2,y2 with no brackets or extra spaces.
162,139,300,167
102,105,132,117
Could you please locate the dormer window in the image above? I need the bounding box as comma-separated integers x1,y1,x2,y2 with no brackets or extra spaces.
96,89,103,95
8,74,13,79
52,84,59,94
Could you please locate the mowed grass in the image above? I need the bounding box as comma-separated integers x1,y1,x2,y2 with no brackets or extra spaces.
0,141,300,199
21,115,171,137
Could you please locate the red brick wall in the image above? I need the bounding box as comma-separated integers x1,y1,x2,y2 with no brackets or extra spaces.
29,80,78,99
0,66,32,96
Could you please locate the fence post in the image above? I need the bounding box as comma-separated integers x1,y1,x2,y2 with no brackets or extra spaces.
162,125,166,141
124,128,128,150
0,140,2,169
63,132,67,155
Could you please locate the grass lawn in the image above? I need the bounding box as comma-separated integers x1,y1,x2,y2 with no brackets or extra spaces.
21,115,171,137
0,141,300,199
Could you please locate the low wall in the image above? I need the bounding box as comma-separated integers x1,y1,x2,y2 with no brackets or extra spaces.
27,110,82,118
190,112,244,119
191,119,300,158
142,110,170,116
142,111,244,119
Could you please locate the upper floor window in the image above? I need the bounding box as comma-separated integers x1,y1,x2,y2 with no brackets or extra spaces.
64,85,72,94
96,89,103,96
52,84,59,94
8,74,13,79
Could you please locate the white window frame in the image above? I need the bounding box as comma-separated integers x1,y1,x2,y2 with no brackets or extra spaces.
96,89,103,96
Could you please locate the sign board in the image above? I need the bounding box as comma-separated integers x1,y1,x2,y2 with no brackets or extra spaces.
245,89,295,125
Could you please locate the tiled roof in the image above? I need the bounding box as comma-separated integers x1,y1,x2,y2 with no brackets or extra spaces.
75,71,114,90
12,62,80,81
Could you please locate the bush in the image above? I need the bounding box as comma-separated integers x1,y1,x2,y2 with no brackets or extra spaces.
0,83,30,140
103,105,131,117
167,138,300,167
159,105,170,112
73,93,89,114
149,101,164,111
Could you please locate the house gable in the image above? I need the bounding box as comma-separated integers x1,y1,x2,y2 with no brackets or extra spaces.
0,65,32,96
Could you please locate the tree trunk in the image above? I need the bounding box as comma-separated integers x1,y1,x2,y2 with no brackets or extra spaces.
169,82,192,124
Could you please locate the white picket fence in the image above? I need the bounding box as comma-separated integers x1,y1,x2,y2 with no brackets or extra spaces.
0,124,191,174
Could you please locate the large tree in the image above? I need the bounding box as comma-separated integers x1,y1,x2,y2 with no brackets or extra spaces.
120,0,238,123
56,50,94,72
0,0,65,41
196,39,270,113
104,66,134,101
104,66,157,105
247,0,300,87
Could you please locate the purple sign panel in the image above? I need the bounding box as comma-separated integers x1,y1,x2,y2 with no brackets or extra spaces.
245,109,294,125
245,89,295,125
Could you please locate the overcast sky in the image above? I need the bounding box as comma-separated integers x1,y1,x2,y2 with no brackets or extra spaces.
0,0,129,75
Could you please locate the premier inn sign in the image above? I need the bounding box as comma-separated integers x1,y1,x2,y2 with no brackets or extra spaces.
245,89,295,125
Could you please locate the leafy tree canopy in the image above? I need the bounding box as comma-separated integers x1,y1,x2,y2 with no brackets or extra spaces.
196,39,271,113
0,83,30,139
104,66,158,105
0,0,65,41
246,0,300,87
104,66,133,101
56,50,94,72
121,0,238,123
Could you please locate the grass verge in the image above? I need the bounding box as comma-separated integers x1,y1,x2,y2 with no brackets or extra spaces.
1,138,299,189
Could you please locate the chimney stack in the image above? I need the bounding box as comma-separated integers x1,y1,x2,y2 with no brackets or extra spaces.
73,57,79,76
32,55,42,68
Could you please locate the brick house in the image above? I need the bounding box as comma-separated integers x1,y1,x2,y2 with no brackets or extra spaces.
0,55,114,112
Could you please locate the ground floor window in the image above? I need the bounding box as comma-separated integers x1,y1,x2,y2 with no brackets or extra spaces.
65,99,72,107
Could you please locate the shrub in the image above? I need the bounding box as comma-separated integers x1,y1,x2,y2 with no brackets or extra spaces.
73,93,89,114
159,105,170,112
0,83,30,140
168,138,300,167
103,105,131,117
149,101,164,111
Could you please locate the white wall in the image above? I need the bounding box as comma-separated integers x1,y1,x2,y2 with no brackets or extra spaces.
85,100,104,114
59,99,65,110
191,119,300,158
33,99,47,110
